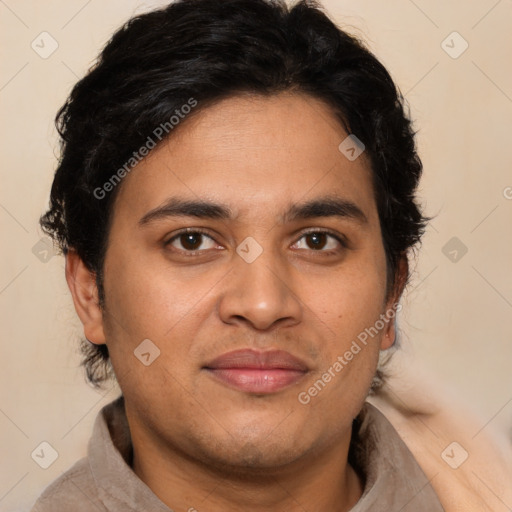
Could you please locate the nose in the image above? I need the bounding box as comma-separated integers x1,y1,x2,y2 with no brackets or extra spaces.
217,245,303,331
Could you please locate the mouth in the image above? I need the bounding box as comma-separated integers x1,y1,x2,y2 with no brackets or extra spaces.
203,348,309,394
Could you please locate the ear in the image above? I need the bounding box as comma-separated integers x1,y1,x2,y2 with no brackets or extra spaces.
65,249,106,345
380,253,408,350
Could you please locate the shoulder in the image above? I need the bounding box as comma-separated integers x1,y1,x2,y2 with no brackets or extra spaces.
368,357,512,512
31,457,106,512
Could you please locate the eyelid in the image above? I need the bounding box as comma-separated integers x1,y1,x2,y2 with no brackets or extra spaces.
164,227,219,249
164,227,348,253
297,227,349,248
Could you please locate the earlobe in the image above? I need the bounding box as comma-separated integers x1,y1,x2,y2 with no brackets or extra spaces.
65,250,106,345
380,253,408,350
380,318,397,350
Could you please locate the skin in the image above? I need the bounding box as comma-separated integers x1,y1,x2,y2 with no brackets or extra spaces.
66,92,407,512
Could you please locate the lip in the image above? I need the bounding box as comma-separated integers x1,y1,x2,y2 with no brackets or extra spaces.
203,349,309,394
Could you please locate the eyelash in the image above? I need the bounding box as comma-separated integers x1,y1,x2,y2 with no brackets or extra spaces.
164,227,348,256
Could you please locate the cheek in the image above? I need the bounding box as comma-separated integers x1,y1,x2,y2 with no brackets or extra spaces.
101,246,198,335
301,280,385,420
299,247,387,403
100,249,219,383
308,252,387,336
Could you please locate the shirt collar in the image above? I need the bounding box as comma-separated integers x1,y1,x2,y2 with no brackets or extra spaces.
347,401,445,511
88,395,444,511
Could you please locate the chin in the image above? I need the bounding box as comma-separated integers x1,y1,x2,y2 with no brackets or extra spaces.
202,446,303,477
189,432,306,476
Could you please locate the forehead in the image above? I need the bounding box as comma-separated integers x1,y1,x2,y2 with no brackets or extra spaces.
111,92,378,226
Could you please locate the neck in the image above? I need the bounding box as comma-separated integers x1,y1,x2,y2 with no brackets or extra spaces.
129,417,364,512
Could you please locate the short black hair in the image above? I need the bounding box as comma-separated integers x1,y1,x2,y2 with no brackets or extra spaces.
41,0,429,390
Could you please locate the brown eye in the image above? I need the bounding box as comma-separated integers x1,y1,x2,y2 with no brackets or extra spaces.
181,233,203,250
166,230,217,253
293,230,346,253
305,232,328,250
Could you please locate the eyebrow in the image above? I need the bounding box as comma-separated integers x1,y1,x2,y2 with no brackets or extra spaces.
138,195,368,226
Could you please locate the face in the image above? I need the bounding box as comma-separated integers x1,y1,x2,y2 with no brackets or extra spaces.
80,93,401,472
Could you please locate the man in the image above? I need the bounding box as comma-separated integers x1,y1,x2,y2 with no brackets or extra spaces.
32,0,512,510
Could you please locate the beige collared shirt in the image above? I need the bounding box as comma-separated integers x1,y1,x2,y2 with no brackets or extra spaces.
31,396,444,511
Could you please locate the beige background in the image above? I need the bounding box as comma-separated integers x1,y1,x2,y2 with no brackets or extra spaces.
1,0,511,510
